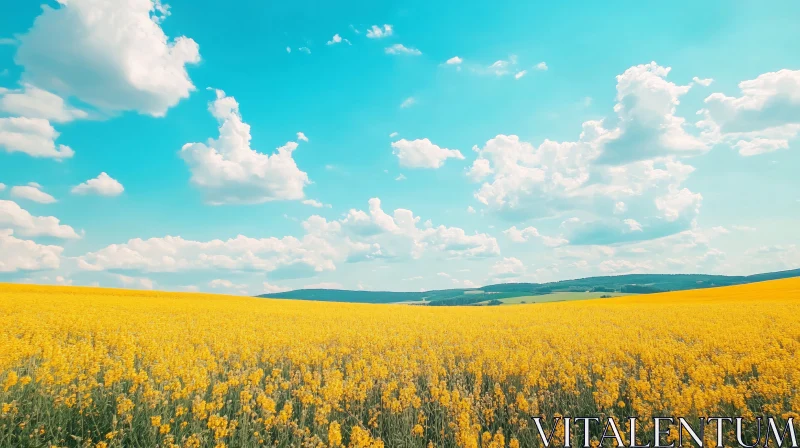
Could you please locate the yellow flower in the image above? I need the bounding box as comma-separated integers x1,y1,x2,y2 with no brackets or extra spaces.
328,421,343,447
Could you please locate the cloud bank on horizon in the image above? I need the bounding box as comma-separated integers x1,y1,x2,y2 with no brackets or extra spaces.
1,0,799,294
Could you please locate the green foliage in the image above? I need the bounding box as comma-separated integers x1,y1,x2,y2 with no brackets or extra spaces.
257,268,800,305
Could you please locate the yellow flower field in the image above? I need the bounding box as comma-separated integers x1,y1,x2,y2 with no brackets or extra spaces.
1,278,799,448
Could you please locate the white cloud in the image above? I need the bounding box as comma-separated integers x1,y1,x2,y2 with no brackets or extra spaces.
598,259,652,274
71,172,124,196
468,62,705,237
692,77,714,87
10,183,56,204
389,132,399,138
733,138,789,156
302,199,330,208
366,24,393,38
15,0,200,116
0,117,75,159
286,46,291,53
385,44,421,56
395,174,406,181
654,186,702,222
75,198,501,281
262,282,290,294
623,218,643,232
0,84,87,122
113,274,154,290
0,183,5,191
466,158,493,181
0,200,79,239
699,69,800,156
486,55,518,76
550,226,736,276
400,97,416,108
338,198,499,259
446,56,463,65
296,132,308,142
180,89,310,204
77,233,339,276
502,226,568,247
598,62,708,164
742,244,800,272
392,138,465,169
535,62,548,71
0,229,63,272
466,206,476,214
515,70,527,80
561,217,580,227
209,278,248,293
490,257,525,279
326,34,350,45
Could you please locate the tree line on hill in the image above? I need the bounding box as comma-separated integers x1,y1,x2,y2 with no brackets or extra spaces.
257,268,800,305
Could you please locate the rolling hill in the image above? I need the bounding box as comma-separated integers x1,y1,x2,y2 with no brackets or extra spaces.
257,268,800,305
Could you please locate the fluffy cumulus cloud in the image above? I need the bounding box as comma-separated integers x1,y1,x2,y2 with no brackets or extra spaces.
326,34,351,46
0,200,79,239
0,229,63,272
699,69,800,156
0,117,74,159
692,77,714,87
598,62,708,164
391,138,464,169
10,182,56,204
76,198,500,279
446,56,462,65
14,0,200,116
0,84,87,122
71,173,124,196
366,24,392,38
180,89,310,204
77,234,339,278
467,62,706,244
490,257,526,279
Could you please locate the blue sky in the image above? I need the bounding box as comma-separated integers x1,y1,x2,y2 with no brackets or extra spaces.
1,0,799,294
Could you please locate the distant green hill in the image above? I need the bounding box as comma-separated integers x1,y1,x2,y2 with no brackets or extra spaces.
257,268,800,305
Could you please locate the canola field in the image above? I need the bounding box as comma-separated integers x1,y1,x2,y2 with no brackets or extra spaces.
1,278,799,448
